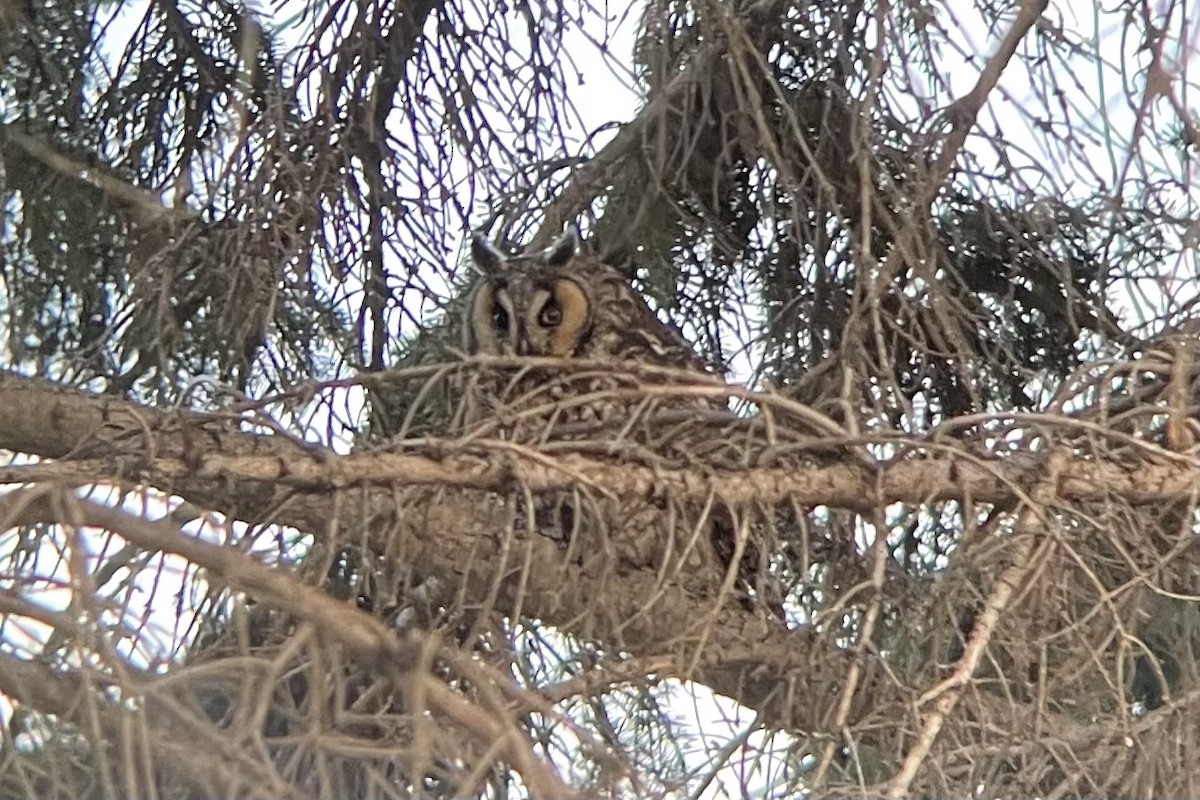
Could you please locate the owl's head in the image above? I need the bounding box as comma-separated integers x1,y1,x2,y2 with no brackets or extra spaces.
463,232,595,357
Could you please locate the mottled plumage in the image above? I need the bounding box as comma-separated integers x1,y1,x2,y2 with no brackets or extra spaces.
464,233,709,363
460,232,721,439
460,232,783,618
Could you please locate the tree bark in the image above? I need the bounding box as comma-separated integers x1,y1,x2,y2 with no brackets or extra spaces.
0,370,1195,729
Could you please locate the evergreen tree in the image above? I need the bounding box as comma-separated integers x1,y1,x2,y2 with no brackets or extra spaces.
0,0,1196,797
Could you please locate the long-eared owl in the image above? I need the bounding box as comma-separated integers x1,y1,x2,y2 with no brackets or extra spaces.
459,232,783,617
459,231,724,440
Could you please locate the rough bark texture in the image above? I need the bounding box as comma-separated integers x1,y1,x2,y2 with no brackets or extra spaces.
1,369,1195,737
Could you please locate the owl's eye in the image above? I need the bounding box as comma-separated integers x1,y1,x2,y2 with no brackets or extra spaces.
490,305,509,331
538,302,562,327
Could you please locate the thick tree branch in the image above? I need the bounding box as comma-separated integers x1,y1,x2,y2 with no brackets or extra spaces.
1,372,1193,513
0,491,577,799
5,445,1190,514
0,649,299,799
0,371,1195,732
887,449,1066,797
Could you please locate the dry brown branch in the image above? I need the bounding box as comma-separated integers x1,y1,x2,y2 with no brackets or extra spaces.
1,367,1195,741
7,0,1200,796
0,650,301,799
0,490,412,667
1165,323,1199,452
0,489,577,798
867,0,1051,308
4,129,190,227
4,431,1194,511
886,449,1068,797
922,0,1051,210
527,0,793,249
2,372,1195,512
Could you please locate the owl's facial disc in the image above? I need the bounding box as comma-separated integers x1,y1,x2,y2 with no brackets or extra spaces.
489,286,519,353
466,281,517,354
544,278,590,357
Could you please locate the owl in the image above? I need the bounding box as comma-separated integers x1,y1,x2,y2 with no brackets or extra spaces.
463,232,712,367
459,232,785,618
459,231,725,439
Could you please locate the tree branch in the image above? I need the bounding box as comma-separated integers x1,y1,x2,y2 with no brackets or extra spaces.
0,490,577,799
0,371,1195,732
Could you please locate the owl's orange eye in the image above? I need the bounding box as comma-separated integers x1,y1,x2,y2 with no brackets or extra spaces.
539,302,562,327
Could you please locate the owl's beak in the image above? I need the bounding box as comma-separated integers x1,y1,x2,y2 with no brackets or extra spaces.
513,323,531,356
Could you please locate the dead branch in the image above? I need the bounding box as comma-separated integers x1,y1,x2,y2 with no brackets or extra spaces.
0,489,577,798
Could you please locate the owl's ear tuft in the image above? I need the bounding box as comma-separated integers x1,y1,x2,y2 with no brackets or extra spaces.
541,231,579,268
471,235,507,274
